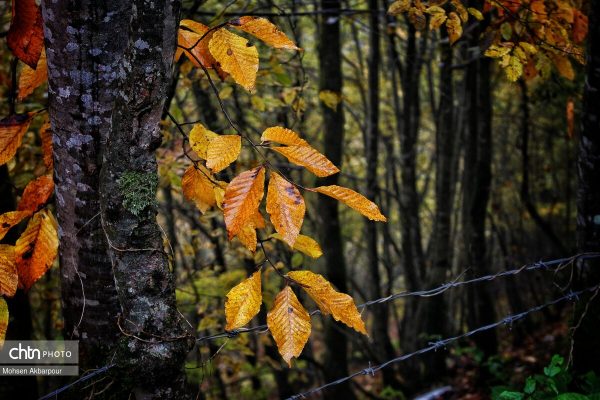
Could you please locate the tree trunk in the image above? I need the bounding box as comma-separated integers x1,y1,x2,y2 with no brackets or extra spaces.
317,1,356,398
462,11,497,356
41,0,123,371
573,0,600,375
365,0,397,389
42,1,192,397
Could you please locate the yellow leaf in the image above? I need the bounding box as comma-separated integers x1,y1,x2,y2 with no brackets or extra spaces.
408,7,426,30
267,286,311,366
177,28,214,69
266,172,305,247
426,6,447,30
209,29,259,91
0,113,32,166
225,270,262,330
224,166,265,239
0,211,32,241
505,55,523,82
272,146,339,178
467,7,483,21
318,90,342,111
552,55,575,80
484,43,513,58
0,298,7,349
261,126,307,146
18,48,47,101
0,245,18,297
189,123,219,159
182,165,220,213
206,135,241,173
180,19,210,35
237,211,265,252
231,16,299,50
17,174,54,213
388,0,411,16
313,185,387,221
446,12,462,45
15,209,58,291
287,270,366,335
270,233,323,258
451,0,468,23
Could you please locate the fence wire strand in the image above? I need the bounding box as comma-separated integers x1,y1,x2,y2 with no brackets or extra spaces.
38,252,600,399
286,284,600,399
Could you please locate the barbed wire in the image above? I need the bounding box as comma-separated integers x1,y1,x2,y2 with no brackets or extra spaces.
196,252,600,342
38,252,600,398
286,283,600,399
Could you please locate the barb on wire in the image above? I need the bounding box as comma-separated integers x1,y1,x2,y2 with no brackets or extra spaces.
286,284,600,400
196,252,600,342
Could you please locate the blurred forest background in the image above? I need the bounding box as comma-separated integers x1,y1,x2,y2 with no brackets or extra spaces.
1,0,598,399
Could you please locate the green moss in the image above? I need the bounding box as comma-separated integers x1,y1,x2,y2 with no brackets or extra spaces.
118,171,158,216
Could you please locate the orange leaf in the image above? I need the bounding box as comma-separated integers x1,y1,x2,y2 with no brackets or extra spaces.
0,245,18,298
206,135,241,173
224,270,262,330
224,166,265,239
230,17,300,50
446,11,462,45
0,210,32,241
7,0,44,68
287,270,367,335
552,55,575,80
0,113,32,165
17,175,54,213
0,298,7,347
267,286,311,367
15,209,58,291
182,165,222,213
573,10,588,44
237,211,265,252
177,27,215,69
272,146,339,178
314,185,387,221
261,126,308,146
40,119,53,170
566,98,575,139
18,48,47,101
266,172,305,247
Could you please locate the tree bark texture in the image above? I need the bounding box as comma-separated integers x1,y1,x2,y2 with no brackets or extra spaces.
573,0,600,375
42,1,192,398
317,1,356,398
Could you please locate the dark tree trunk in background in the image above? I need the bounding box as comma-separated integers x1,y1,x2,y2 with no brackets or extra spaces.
573,0,600,375
419,36,454,379
462,10,497,356
317,1,355,398
365,0,397,388
43,1,192,398
41,0,122,371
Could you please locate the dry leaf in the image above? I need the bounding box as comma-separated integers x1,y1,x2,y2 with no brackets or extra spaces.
272,146,339,178
0,245,18,298
0,210,32,241
40,120,53,170
7,0,44,68
209,29,259,91
288,270,367,335
182,165,220,213
261,126,308,146
266,172,305,247
206,135,241,173
231,17,299,50
270,233,322,258
15,209,58,291
18,48,47,101
224,166,265,239
0,113,32,166
17,175,54,212
0,298,7,348
313,185,387,221
189,123,219,159
446,11,462,45
225,270,262,330
237,211,265,252
267,286,311,366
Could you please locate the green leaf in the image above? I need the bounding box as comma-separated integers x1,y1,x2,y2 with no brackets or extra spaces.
557,394,589,400
524,377,536,394
499,391,524,400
